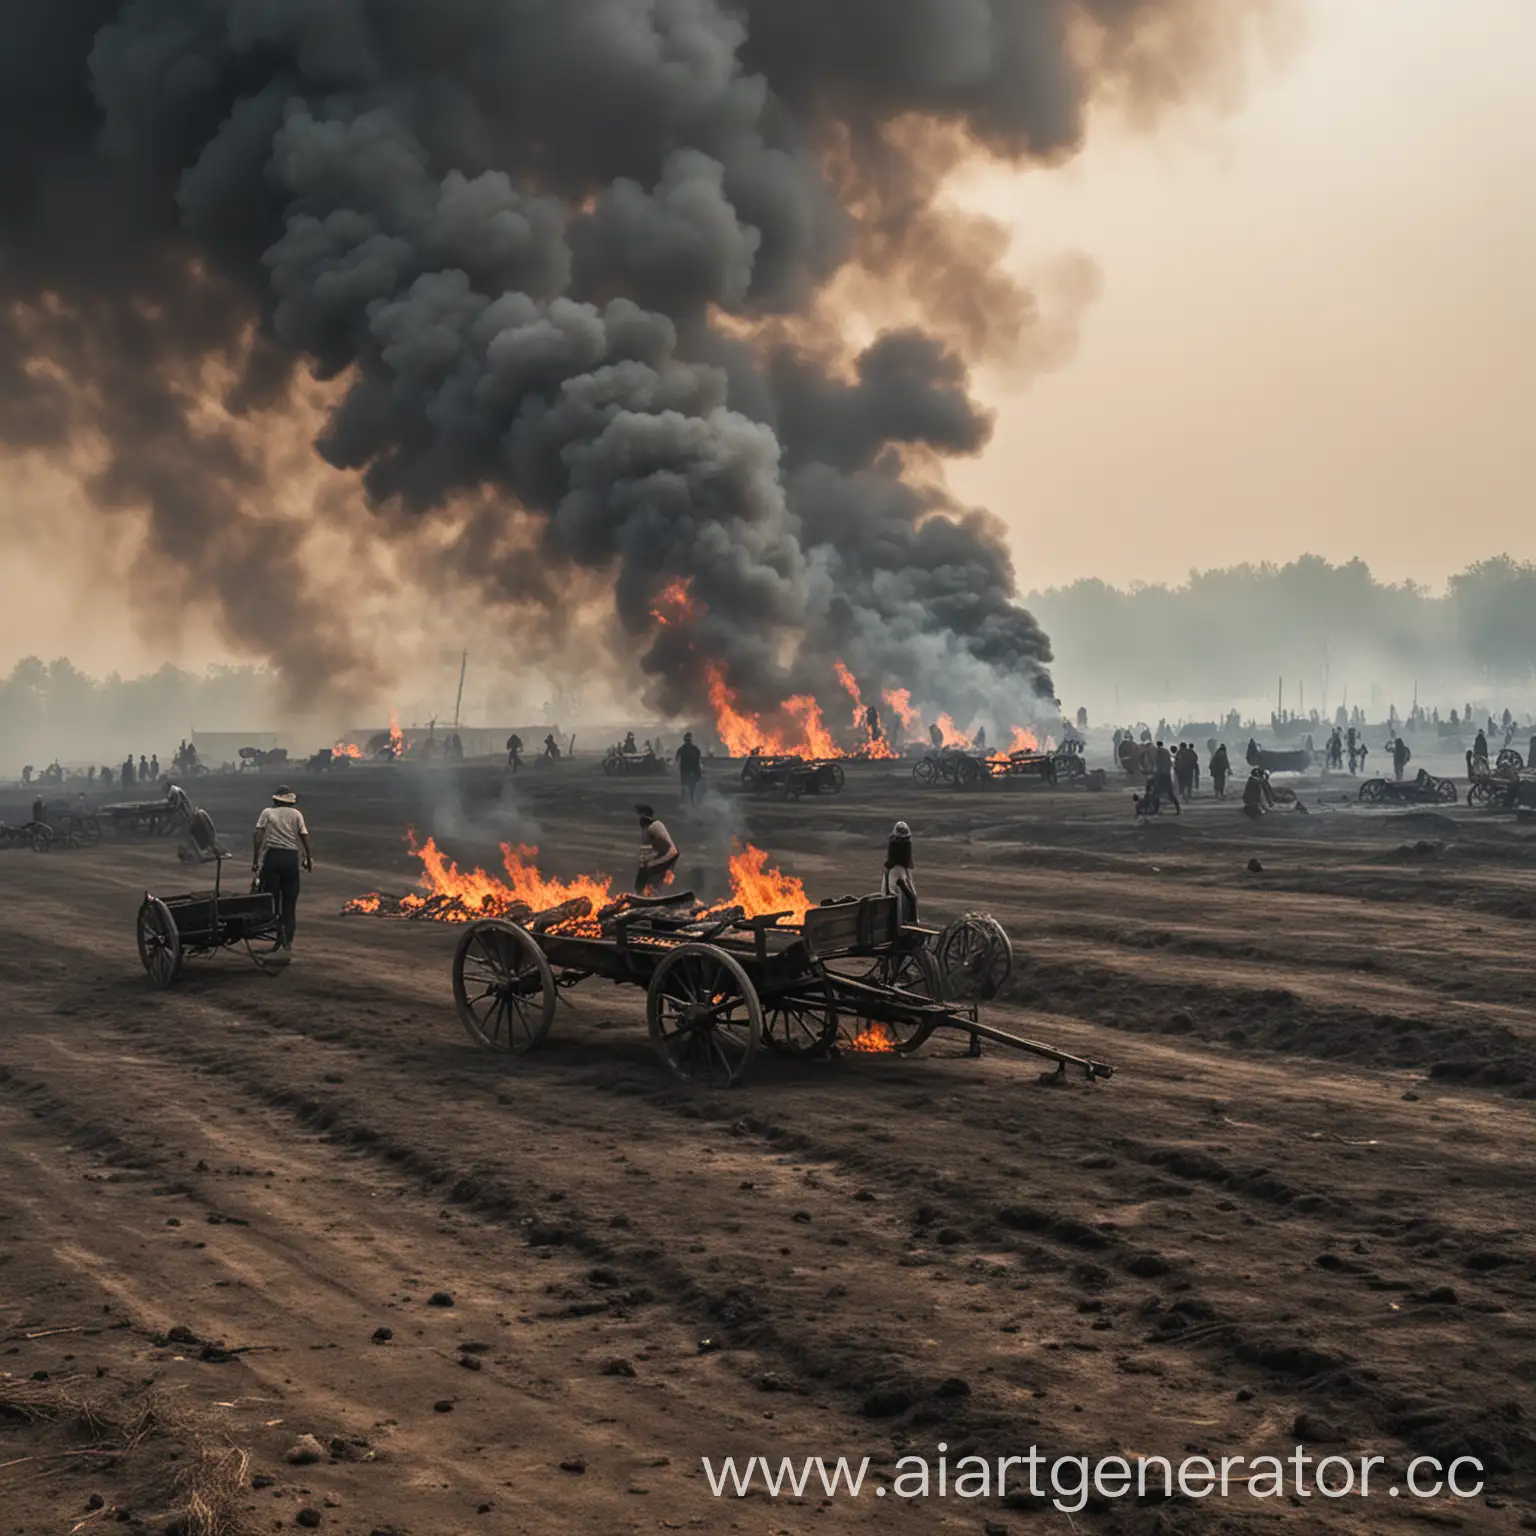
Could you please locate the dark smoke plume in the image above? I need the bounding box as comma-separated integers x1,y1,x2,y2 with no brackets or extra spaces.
0,0,1280,719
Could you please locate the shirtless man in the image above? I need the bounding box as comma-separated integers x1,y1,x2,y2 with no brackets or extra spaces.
634,804,679,894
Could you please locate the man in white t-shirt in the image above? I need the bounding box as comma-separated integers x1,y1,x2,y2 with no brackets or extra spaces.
252,787,313,950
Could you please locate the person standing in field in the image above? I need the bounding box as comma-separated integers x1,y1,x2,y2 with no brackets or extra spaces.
675,731,703,806
252,786,312,952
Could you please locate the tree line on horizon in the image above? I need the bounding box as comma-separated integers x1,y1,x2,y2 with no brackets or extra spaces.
1026,555,1536,706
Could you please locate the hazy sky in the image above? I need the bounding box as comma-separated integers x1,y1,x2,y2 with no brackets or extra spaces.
952,0,1536,594
2,0,1532,677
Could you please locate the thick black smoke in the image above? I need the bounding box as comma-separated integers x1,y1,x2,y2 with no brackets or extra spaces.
0,0,1276,719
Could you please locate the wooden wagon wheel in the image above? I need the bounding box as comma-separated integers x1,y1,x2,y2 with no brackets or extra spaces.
912,759,938,787
78,815,102,846
762,973,838,1059
453,921,557,1055
1358,779,1386,804
1497,748,1524,772
136,896,182,989
29,822,53,853
936,912,1014,1001
827,762,846,794
1467,780,1500,809
646,943,762,1088
1436,777,1459,804
838,946,945,1054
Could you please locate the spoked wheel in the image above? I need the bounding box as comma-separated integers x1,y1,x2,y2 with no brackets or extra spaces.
956,756,985,790
762,974,839,1059
453,921,557,1055
79,816,101,846
1497,749,1524,772
741,760,762,789
1467,780,1501,809
912,759,938,787
1358,780,1386,804
936,912,1014,1001
647,943,762,1088
136,896,182,989
836,946,945,1054
29,823,53,853
1436,778,1459,804
827,762,846,794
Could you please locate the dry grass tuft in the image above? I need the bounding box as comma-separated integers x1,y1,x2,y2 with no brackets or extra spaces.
1,1373,253,1535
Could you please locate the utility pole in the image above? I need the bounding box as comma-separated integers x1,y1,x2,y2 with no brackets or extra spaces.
453,650,468,729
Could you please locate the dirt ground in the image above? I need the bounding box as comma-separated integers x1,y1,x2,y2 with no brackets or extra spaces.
2,757,1534,1535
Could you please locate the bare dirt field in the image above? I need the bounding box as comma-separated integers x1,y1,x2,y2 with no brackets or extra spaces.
2,760,1534,1535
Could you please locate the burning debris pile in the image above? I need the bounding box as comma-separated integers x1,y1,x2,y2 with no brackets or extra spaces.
345,833,810,932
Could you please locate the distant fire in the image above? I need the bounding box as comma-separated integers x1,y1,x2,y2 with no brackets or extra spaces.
1005,726,1039,754
651,577,702,628
387,708,404,758
783,694,836,760
345,832,810,929
934,713,971,749
834,660,898,759
332,741,362,760
706,663,838,761
883,689,920,731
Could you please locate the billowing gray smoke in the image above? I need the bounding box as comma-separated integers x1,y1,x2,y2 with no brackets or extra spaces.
0,0,1274,720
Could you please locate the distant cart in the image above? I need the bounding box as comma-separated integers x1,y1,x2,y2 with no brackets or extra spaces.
741,754,846,799
0,819,52,852
449,890,1111,1089
135,812,282,988
913,744,1090,790
602,748,667,777
1358,770,1458,806
103,794,191,838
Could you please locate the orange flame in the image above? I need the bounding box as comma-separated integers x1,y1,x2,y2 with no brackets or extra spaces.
388,708,404,758
342,831,615,927
332,741,363,760
834,660,863,723
651,577,701,627
843,1024,897,1053
706,663,840,761
1005,726,1039,754
834,661,898,758
724,843,811,920
935,713,971,749
884,688,920,731
783,695,837,760
345,832,811,929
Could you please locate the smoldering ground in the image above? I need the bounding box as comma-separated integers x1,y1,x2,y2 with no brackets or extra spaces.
0,0,1285,719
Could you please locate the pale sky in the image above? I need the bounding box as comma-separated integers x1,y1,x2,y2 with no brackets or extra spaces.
2,0,1532,678
953,0,1536,593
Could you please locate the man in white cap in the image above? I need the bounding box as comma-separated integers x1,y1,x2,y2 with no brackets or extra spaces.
252,786,313,950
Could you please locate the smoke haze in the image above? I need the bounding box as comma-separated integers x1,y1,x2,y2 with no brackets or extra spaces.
0,0,1281,722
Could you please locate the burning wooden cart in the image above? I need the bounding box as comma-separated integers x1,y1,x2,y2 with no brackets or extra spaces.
449,890,1111,1089
912,746,1085,790
135,812,282,988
